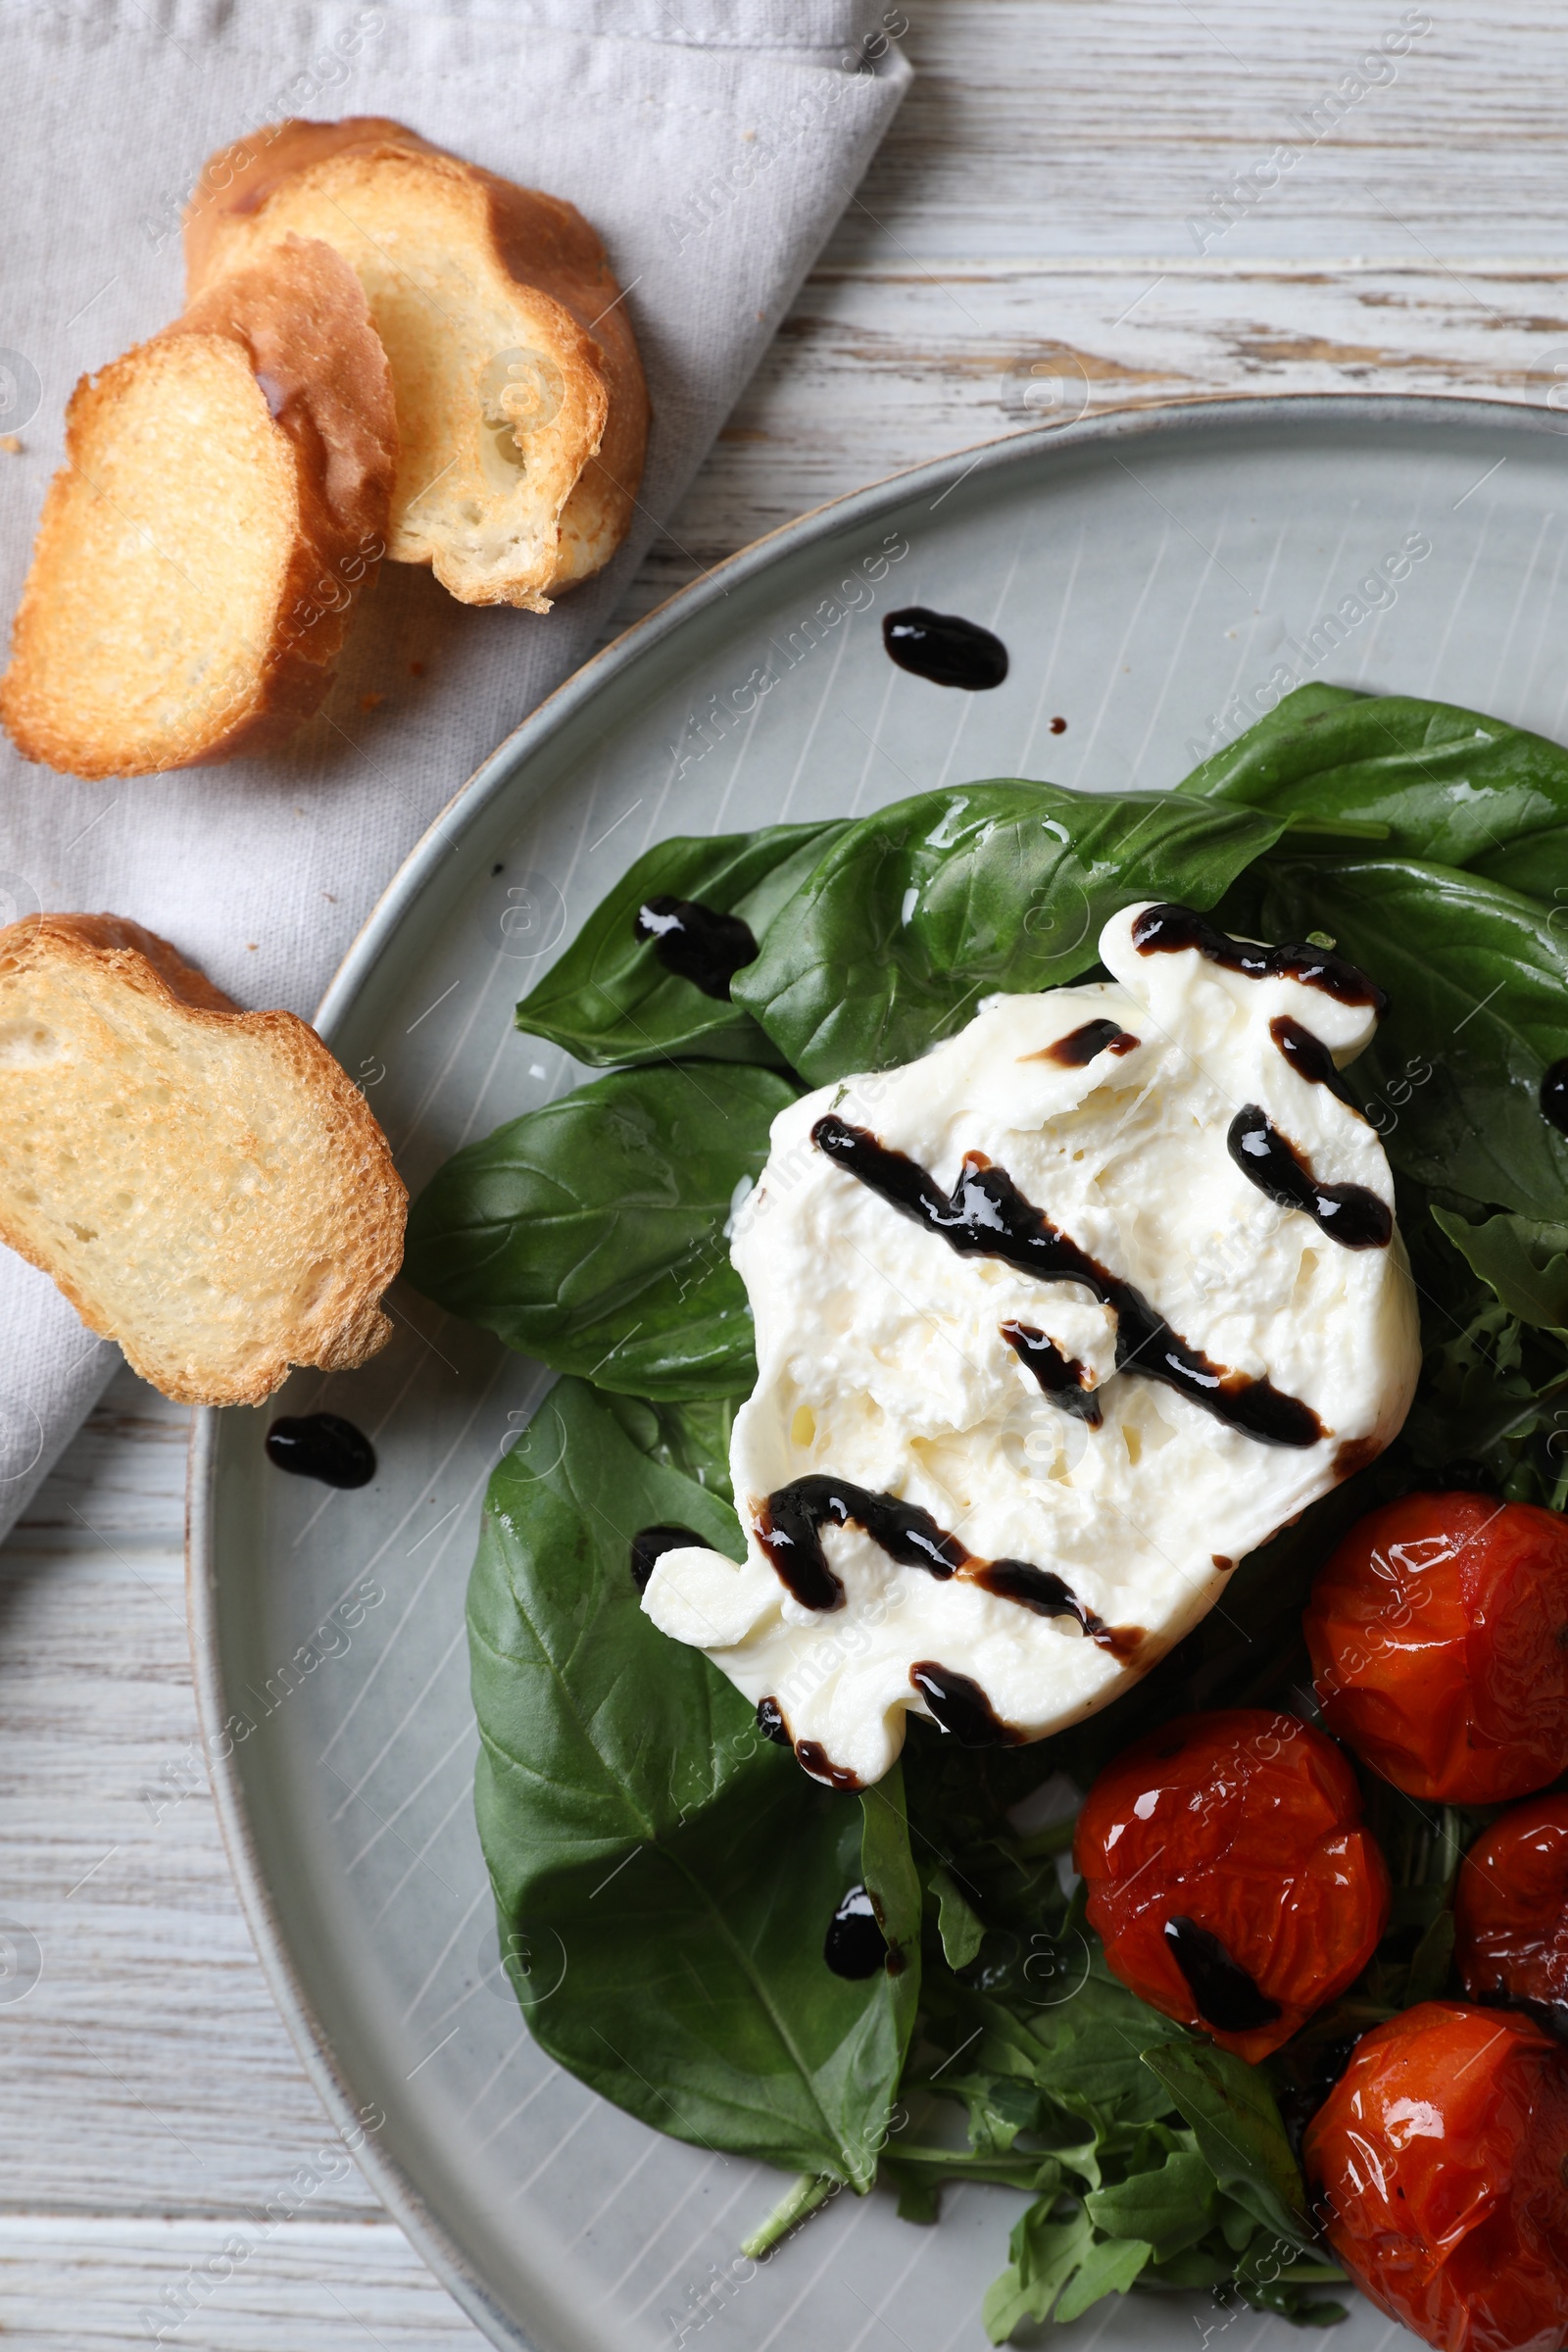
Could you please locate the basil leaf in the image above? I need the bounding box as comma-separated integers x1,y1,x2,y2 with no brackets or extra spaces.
1431,1204,1568,1331
404,1062,794,1397
1141,2041,1313,2255
731,782,1288,1083
1258,856,1568,1220
514,820,847,1066
1182,684,1568,892
605,1392,738,1504
469,1377,915,2183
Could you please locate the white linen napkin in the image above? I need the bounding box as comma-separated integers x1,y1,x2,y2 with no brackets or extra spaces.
0,0,909,1531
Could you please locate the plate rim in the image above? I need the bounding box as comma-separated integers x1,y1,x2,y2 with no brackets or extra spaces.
185,386,1557,2349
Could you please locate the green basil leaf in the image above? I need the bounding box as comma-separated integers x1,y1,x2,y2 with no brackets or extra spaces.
1258,856,1568,1220
1431,1204,1568,1331
404,1061,795,1397
469,1377,915,2184
731,782,1289,1083
1141,2041,1312,2254
514,820,847,1066
1182,684,1568,892
605,1392,739,1504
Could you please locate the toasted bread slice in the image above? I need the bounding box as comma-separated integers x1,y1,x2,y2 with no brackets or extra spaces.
184,118,650,612
0,915,406,1406
0,237,396,780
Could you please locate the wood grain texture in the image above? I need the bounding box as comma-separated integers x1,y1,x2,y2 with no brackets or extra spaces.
7,0,1565,2339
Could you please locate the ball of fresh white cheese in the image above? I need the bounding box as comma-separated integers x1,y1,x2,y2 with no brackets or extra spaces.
641,901,1421,1789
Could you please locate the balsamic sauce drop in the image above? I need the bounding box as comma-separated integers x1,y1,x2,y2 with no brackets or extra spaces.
909,1661,1023,1747
629,1523,703,1593
756,1471,1141,1655
999,1319,1102,1425
1033,1018,1141,1067
1227,1105,1393,1250
811,1115,1322,1448
634,896,759,999
1132,904,1389,1016
1543,1058,1568,1135
265,1413,375,1490
823,1884,889,1978
756,1696,793,1746
1269,1014,1360,1110
882,607,1009,691
796,1740,862,1792
1163,1915,1282,2034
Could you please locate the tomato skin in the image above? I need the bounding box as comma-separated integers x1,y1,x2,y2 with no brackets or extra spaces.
1303,2002,1568,2352
1072,1709,1390,2063
1455,1797,1568,2017
1303,1494,1568,1803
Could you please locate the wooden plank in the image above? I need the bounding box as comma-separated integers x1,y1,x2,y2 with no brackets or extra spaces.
0,2218,476,2346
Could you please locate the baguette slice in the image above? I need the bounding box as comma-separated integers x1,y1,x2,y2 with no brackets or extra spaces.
0,915,406,1406
184,118,650,612
0,236,397,779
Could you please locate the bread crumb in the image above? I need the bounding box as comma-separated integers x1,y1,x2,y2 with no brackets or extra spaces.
359,692,385,711
0,436,21,456
246,942,258,952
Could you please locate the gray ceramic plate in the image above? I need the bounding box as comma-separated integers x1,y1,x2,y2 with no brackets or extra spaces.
189,394,1561,2352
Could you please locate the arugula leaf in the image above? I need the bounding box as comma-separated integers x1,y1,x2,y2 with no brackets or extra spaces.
983,2207,1152,2342
469,1377,915,2184
1142,2041,1313,2253
514,820,847,1066
1257,856,1568,1220
1181,683,1568,893
929,1867,986,1970
404,1062,794,1397
1431,1204,1568,1331
1086,2144,1216,2262
732,782,1289,1083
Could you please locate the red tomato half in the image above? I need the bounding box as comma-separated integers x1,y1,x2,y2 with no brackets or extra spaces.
1455,1796,1568,2015
1073,1709,1390,2063
1304,2002,1568,2352
1303,1494,1568,1803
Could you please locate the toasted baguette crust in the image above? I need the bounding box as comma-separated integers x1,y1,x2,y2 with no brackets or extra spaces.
185,119,649,610
0,915,406,1405
0,239,396,779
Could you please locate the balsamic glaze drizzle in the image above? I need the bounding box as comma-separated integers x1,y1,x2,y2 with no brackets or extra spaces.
265,1414,375,1490
758,1475,965,1610
756,1471,1141,1656
811,1115,1322,1448
1227,1105,1393,1250
908,1661,1023,1747
999,1319,1102,1425
882,608,1009,691
1032,1018,1141,1067
1543,1057,1568,1136
1269,1014,1360,1111
634,895,758,999
629,1523,703,1594
796,1740,861,1792
823,1885,889,1978
1164,1915,1282,2034
1131,903,1389,1016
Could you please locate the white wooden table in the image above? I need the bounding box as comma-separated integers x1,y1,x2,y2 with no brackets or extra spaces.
8,2,1568,2339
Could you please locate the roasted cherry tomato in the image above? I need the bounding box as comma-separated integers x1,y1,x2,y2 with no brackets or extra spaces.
1303,1494,1568,1802
1072,1709,1389,2063
1454,1795,1568,2017
1304,2001,1568,2352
